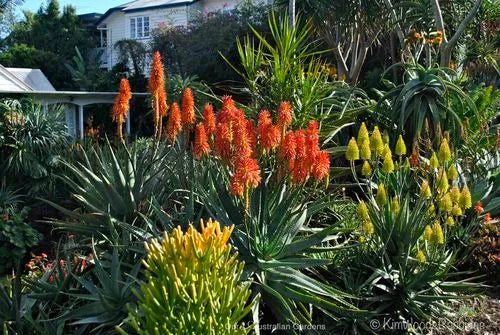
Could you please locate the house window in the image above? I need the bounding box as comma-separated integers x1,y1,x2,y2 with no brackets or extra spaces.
99,28,107,47
130,16,150,39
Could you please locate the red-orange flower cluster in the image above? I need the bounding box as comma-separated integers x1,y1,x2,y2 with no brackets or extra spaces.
180,95,329,199
277,101,293,128
166,102,182,142
230,157,261,198
474,201,484,214
278,121,330,184
158,88,168,118
149,51,167,139
203,103,216,136
257,110,281,153
193,123,211,159
181,88,195,129
111,78,132,140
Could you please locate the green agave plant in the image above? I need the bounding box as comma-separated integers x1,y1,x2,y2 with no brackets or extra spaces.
57,139,173,223
58,248,140,333
199,173,369,329
4,246,141,335
43,139,201,246
376,63,476,142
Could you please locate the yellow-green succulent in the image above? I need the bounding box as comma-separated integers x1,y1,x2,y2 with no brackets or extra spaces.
118,219,254,335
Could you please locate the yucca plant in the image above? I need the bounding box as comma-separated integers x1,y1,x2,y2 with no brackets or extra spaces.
222,12,338,125
117,219,255,335
0,98,68,196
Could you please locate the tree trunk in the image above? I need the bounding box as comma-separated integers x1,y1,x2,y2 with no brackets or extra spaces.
430,0,482,67
349,43,369,85
441,0,482,67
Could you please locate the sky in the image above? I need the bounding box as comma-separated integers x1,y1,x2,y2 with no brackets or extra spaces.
20,0,126,15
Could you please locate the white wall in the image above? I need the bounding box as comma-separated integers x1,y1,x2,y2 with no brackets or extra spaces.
102,6,191,70
103,11,128,69
125,6,190,32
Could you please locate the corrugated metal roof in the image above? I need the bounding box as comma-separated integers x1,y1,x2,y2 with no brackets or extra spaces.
5,68,56,92
123,0,193,11
0,65,33,92
97,0,195,25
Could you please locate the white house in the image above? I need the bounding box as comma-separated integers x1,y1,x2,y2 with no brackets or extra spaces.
0,65,148,139
95,0,270,70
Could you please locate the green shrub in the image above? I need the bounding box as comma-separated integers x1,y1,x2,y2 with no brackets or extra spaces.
151,1,269,84
118,219,254,335
0,98,68,196
0,206,40,274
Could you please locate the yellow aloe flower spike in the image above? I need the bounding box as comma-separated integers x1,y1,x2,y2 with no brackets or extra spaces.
370,126,384,156
382,151,395,173
383,130,390,145
438,137,452,163
395,135,407,156
429,152,439,169
427,204,435,217
382,143,391,157
446,216,455,226
131,218,255,334
450,186,461,203
357,122,370,146
346,137,360,161
424,225,433,241
431,221,444,245
420,180,432,199
391,197,400,215
448,165,458,181
436,169,449,194
357,201,370,221
376,184,388,207
363,220,374,235
452,205,462,217
360,141,371,160
459,185,472,209
439,193,452,213
361,160,372,177
416,249,426,263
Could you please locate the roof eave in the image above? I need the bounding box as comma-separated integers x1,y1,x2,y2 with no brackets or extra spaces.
95,6,127,26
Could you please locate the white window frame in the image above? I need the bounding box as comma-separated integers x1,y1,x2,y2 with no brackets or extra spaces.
130,16,150,39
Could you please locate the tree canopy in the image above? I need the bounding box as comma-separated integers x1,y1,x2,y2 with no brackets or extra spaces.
0,0,95,89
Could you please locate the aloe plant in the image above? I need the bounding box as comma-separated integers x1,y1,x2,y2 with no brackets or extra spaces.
376,63,476,142
43,139,201,246
200,173,368,327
